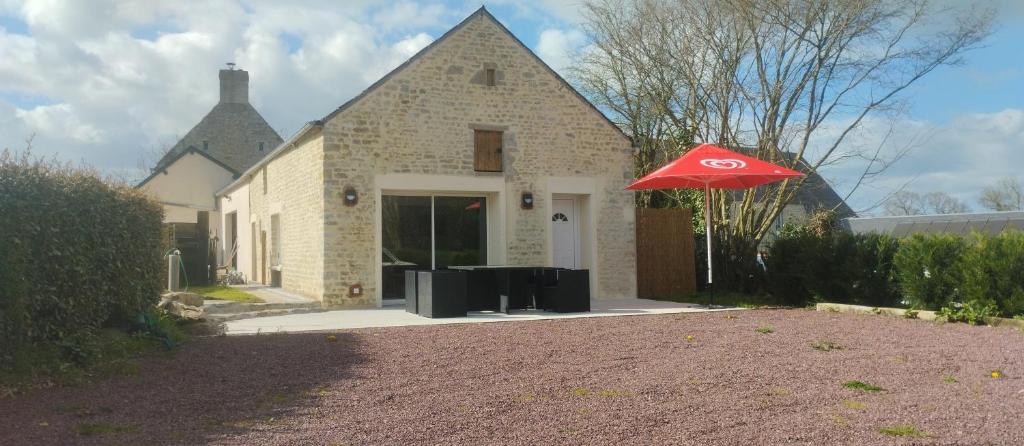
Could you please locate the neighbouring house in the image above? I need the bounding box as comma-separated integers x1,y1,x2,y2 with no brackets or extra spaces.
216,7,637,307
763,164,856,241
845,210,1024,236
724,153,855,246
137,67,283,283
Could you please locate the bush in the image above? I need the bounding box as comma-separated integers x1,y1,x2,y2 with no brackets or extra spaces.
766,221,900,307
893,234,968,311
961,232,1024,317
0,150,164,367
937,300,997,325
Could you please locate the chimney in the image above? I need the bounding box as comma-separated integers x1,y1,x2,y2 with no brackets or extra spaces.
219,63,248,104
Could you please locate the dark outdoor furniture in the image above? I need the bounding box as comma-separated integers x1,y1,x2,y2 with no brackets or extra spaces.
404,270,419,314
416,270,468,318
465,269,499,311
542,269,590,313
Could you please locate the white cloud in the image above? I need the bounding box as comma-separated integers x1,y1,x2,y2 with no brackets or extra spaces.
16,103,104,143
815,108,1024,214
0,0,451,179
536,27,584,74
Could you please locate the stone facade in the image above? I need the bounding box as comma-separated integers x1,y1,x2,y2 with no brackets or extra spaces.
247,129,325,299
238,8,638,306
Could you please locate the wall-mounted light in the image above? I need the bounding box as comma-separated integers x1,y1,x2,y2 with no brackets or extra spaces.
349,283,363,297
343,186,358,206
521,192,534,210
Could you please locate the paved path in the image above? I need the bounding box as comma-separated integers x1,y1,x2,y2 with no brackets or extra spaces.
232,284,315,304
224,298,736,335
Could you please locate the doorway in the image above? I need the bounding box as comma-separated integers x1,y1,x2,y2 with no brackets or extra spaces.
380,195,487,300
552,198,579,269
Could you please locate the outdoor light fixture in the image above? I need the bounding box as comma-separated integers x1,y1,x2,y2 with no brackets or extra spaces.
349,283,363,297
521,192,534,209
343,186,358,206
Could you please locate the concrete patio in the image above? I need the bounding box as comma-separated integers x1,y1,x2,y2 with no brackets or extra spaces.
223,298,738,335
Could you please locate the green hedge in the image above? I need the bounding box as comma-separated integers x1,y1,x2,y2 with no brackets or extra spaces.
892,234,967,311
962,232,1024,317
0,151,164,365
768,219,1024,318
767,225,901,307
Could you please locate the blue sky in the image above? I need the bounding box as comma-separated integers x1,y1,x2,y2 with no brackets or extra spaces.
0,0,1021,214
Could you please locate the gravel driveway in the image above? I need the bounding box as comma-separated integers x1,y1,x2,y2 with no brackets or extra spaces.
1,309,1022,445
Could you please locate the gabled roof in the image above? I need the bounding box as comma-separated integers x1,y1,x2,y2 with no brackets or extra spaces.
218,6,634,197
138,145,240,188
318,7,632,145
154,101,283,174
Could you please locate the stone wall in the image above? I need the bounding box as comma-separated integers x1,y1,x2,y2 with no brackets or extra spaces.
248,128,326,299
317,12,637,305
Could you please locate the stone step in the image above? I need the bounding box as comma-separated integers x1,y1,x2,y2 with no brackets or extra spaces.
205,306,328,323
202,300,321,315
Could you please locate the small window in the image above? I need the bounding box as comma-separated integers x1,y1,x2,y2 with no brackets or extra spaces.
258,142,265,152
485,68,496,86
473,130,503,172
203,140,209,150
262,168,268,194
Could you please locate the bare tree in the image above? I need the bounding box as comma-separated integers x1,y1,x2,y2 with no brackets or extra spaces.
924,192,969,215
978,177,1023,211
884,190,968,216
573,0,993,281
884,190,925,216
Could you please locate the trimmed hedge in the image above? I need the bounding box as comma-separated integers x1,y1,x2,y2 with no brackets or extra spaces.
892,234,967,311
768,219,1024,318
767,225,901,307
0,151,164,365
962,232,1024,317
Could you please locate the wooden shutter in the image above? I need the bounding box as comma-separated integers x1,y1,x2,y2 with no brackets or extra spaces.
474,130,503,172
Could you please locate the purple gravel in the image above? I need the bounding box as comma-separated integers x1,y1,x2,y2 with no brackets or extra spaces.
1,309,1022,445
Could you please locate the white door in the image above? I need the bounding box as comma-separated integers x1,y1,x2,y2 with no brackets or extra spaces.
552,198,578,269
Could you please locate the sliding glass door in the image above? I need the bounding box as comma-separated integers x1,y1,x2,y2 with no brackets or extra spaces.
381,195,487,299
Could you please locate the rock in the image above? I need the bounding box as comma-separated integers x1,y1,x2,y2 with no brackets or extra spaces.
159,299,205,321
162,291,205,307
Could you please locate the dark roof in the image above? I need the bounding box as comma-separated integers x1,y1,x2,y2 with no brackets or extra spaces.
793,167,856,218
137,146,240,188
154,101,283,174
318,6,633,146
725,148,855,218
845,211,1024,235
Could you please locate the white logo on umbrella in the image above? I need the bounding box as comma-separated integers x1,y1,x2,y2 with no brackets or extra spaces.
700,158,747,169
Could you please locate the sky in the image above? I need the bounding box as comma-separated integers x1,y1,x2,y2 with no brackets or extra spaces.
0,0,1021,215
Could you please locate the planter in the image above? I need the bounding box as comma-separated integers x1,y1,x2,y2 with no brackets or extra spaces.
543,269,590,313
416,270,468,318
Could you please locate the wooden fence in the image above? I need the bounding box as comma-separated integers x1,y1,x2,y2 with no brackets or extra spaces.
635,208,697,299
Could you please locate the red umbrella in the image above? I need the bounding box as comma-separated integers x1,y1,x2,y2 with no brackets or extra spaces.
627,143,803,305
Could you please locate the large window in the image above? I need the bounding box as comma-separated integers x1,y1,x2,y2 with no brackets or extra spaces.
381,195,487,299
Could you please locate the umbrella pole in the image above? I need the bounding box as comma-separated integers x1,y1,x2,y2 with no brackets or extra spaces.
704,184,713,308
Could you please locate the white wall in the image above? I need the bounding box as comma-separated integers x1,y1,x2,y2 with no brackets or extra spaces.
139,151,236,221
219,182,251,281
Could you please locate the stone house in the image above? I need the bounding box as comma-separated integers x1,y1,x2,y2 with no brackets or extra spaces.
216,7,638,306
138,67,283,281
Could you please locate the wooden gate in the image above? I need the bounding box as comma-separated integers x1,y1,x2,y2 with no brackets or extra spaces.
635,208,697,299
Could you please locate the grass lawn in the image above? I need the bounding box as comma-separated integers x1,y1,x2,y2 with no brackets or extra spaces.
0,311,187,398
2,309,1020,445
188,285,264,303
